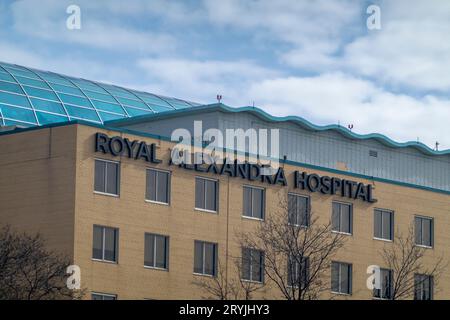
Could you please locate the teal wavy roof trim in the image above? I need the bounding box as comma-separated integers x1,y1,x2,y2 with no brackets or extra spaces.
106,103,450,157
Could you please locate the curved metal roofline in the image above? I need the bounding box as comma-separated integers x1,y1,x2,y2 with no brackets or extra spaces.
105,103,450,157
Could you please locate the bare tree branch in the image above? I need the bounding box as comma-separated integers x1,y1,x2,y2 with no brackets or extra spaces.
0,225,86,300
381,225,446,300
238,195,346,300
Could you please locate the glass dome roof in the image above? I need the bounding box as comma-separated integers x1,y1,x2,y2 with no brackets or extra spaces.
0,61,202,127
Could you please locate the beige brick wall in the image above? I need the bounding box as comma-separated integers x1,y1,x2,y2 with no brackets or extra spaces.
1,123,449,300
0,125,77,256
73,124,450,300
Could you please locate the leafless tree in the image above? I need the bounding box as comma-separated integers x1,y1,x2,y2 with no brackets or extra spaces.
238,196,346,300
0,225,85,300
192,258,263,300
381,225,445,300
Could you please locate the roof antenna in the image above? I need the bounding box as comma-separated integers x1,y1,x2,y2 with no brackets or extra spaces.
216,94,222,103
435,141,440,151
252,101,255,108
348,124,354,131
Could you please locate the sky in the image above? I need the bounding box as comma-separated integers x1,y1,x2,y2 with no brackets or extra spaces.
0,0,449,150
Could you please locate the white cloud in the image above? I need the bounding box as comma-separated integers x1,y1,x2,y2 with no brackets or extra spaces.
136,58,280,103
135,57,450,149
245,73,450,149
342,1,450,91
1,0,448,150
9,0,177,54
0,40,135,86
202,0,359,66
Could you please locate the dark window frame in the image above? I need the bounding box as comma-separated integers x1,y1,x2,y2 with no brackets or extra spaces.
195,176,219,213
331,261,352,295
91,292,117,300
331,201,353,235
241,247,265,283
287,255,309,288
374,208,394,241
373,268,393,299
145,168,171,205
414,274,434,300
288,193,310,227
414,215,434,248
242,185,266,220
92,225,119,263
193,240,218,276
144,233,170,270
94,158,120,196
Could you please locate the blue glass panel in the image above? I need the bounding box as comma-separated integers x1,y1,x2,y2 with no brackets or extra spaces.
3,119,34,127
91,100,126,114
84,90,117,103
4,67,40,79
136,93,173,108
15,76,51,89
149,104,173,112
116,96,148,109
22,86,59,101
36,111,69,125
0,62,28,71
163,97,191,109
98,111,125,122
65,105,100,121
30,98,66,115
0,104,36,123
70,79,107,93
107,88,136,99
37,73,74,86
51,83,84,96
0,80,24,94
0,92,31,107
59,93,93,107
0,72,15,82
124,106,153,116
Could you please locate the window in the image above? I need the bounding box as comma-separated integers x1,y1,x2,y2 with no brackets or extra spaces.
374,209,394,241
373,268,392,299
195,177,218,212
288,256,309,288
94,159,120,196
194,241,217,276
288,194,310,227
92,225,119,263
146,169,170,204
144,233,169,270
415,216,433,247
243,186,265,220
332,202,352,234
331,262,352,294
242,248,264,283
91,293,117,300
414,274,433,300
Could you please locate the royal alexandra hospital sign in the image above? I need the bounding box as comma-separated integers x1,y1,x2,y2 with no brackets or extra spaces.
95,133,376,203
